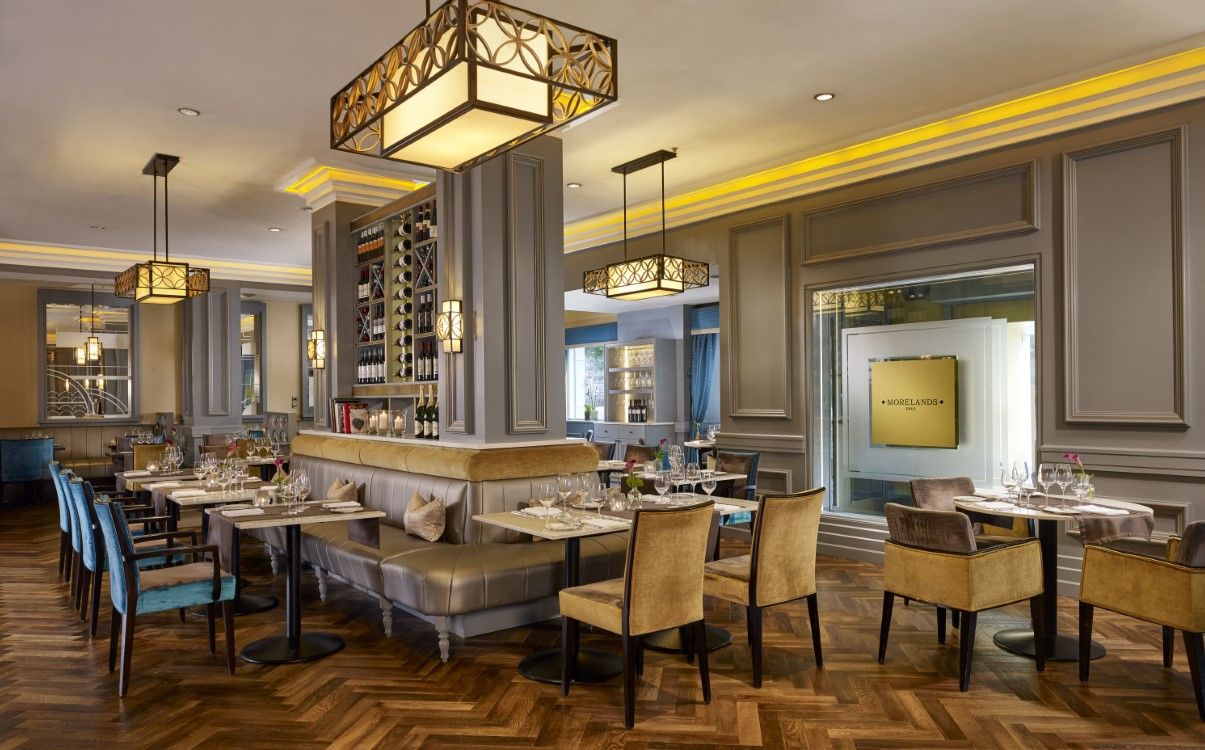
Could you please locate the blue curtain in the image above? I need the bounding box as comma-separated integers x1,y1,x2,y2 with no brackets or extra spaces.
690,332,718,437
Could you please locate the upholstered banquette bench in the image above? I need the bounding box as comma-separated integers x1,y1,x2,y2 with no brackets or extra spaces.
247,433,627,661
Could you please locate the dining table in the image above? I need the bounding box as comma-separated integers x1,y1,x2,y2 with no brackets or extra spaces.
115,469,196,494
475,492,759,685
952,491,1153,662
211,500,384,664
168,486,279,616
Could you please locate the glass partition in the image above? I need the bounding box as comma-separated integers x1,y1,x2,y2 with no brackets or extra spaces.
240,302,265,417
42,293,134,421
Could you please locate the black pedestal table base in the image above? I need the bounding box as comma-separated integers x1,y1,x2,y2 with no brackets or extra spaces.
993,628,1105,662
643,623,732,653
241,633,345,665
518,648,623,684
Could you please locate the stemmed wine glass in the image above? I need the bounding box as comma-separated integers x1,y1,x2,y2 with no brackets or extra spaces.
1038,464,1056,508
556,474,573,516
1056,464,1075,508
654,471,670,504
537,481,557,529
589,481,606,517
701,470,717,500
685,462,701,497
1000,463,1018,500
292,471,311,513
1010,461,1029,503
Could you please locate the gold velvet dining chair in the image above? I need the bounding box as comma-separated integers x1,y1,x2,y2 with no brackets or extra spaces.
703,487,825,687
1079,521,1205,719
877,503,1046,690
131,443,168,471
558,502,714,729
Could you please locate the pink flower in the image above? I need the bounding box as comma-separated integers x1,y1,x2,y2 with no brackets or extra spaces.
659,438,668,447
624,458,636,472
274,457,284,468
1063,452,1080,463
226,443,238,457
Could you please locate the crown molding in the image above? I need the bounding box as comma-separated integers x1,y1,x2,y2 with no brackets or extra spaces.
563,46,1205,253
0,239,311,287
279,159,430,210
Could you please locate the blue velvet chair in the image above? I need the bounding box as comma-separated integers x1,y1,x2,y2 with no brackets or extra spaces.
1,437,54,502
69,478,192,638
50,462,75,580
94,498,237,696
716,450,761,542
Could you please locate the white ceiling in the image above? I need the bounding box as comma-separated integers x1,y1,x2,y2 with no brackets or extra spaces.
1,1,1202,276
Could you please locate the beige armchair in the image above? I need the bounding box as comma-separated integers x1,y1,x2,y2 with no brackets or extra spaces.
1079,520,1205,719
558,502,714,728
703,487,824,687
878,503,1045,690
131,443,167,471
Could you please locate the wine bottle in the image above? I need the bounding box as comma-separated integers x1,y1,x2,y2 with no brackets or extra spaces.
417,388,429,438
430,392,439,439
429,203,438,239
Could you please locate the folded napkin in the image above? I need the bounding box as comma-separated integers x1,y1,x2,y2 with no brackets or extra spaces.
641,494,672,505
172,489,207,498
124,470,151,477
322,501,361,510
713,503,743,514
147,481,181,490
973,489,1007,500
520,506,558,517
222,507,265,517
972,500,1015,510
1072,504,1129,516
581,516,630,529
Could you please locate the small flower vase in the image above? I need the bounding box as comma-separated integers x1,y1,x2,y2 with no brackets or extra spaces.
627,488,642,510
272,466,288,484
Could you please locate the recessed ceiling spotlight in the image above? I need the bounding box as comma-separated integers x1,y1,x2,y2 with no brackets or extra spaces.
267,226,283,232
301,206,314,213
566,182,582,189
177,106,201,117
90,225,106,230
813,92,835,102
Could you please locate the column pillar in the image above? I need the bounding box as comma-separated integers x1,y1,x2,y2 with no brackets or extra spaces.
179,280,242,456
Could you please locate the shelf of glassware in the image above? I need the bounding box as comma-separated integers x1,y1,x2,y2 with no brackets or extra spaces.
603,338,676,426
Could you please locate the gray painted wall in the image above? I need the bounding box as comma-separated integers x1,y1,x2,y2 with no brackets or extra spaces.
564,97,1205,594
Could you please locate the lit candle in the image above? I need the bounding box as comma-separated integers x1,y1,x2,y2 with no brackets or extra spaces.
394,415,403,432
368,414,377,432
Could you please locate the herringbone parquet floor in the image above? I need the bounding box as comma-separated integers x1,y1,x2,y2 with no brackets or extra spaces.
3,503,1204,749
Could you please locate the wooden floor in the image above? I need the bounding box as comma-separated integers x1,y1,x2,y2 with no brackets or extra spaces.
3,504,1204,749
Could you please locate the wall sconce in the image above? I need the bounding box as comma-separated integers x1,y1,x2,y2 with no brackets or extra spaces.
306,329,326,369
435,300,463,353
75,346,86,365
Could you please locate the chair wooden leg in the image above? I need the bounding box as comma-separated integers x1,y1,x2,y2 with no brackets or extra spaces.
89,568,103,638
695,620,711,704
1164,626,1175,668
952,610,961,629
206,603,216,655
560,616,579,698
958,611,977,692
622,632,637,729
70,554,82,607
635,636,645,676
1183,631,1205,721
806,592,823,668
877,592,894,664
936,606,947,645
118,611,136,697
222,600,236,675
58,531,69,576
178,607,187,623
108,605,121,673
1078,602,1094,682
748,605,764,688
77,569,91,621
683,625,695,665
1030,595,1046,673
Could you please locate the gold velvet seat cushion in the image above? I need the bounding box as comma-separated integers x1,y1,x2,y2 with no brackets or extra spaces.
1080,544,1205,632
884,539,1042,612
704,555,752,605
558,577,625,635
404,492,445,543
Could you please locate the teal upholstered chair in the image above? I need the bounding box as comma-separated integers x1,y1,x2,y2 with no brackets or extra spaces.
94,498,236,696
716,450,761,543
1,437,54,501
69,479,191,638
50,462,75,580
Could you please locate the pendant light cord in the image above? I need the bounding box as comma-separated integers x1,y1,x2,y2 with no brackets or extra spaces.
152,164,158,262
164,165,169,262
660,159,666,254
621,172,628,260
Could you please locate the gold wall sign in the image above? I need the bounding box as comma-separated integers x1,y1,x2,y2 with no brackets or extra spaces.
870,356,958,448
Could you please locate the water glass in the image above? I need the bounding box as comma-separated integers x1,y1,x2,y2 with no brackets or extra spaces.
654,471,670,503
1038,463,1056,505
701,470,717,498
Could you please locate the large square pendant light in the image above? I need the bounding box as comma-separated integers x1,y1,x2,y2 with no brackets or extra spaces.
114,154,210,304
584,149,709,301
330,0,618,172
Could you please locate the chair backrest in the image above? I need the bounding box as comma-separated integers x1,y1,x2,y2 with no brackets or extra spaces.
49,461,72,534
624,502,714,636
624,444,655,464
884,502,976,554
68,478,102,572
909,477,975,512
132,443,168,470
94,499,139,615
0,438,54,482
153,412,175,437
589,441,615,461
751,487,825,606
1178,521,1205,568
584,429,594,442
715,450,759,500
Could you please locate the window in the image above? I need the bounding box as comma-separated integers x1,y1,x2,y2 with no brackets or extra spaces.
40,290,135,422
565,345,606,421
240,302,265,418
811,265,1036,517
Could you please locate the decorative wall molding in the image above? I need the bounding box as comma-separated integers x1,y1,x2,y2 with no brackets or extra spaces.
754,467,794,494
0,239,310,288
801,160,1039,264
717,431,806,454
279,160,430,211
726,215,793,419
505,153,548,434
1062,126,1188,425
563,47,1205,253
205,289,231,418
1040,443,1205,477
